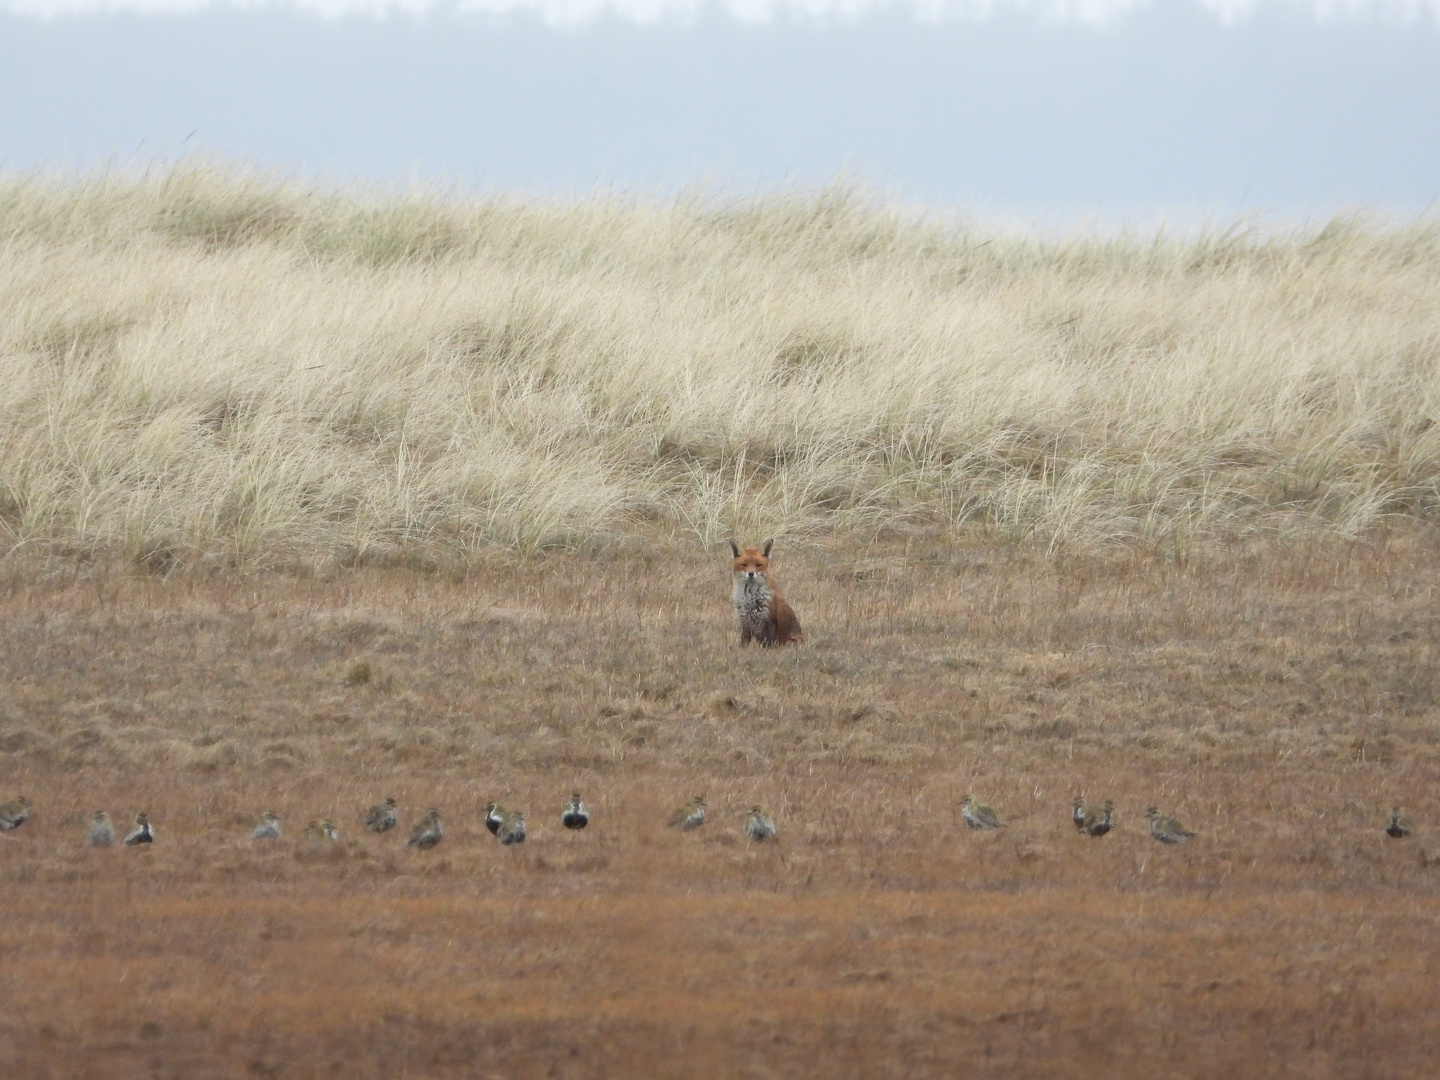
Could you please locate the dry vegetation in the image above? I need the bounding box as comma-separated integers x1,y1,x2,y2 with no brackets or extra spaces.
4,164,1440,1076
2,162,1440,568
3,538,1440,1077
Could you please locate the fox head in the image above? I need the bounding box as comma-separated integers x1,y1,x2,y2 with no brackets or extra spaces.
729,539,775,582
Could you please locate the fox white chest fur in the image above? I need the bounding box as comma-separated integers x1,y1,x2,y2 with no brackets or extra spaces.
732,572,775,638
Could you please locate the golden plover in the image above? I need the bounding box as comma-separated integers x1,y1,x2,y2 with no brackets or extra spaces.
123,811,154,845
497,810,527,846
961,794,1005,830
307,819,340,844
744,806,777,842
88,811,116,848
1387,806,1413,839
0,795,32,831
561,793,589,831
1084,800,1116,838
1146,806,1196,844
1072,797,1090,833
365,797,399,834
407,809,444,850
668,796,707,831
484,802,507,836
252,811,282,840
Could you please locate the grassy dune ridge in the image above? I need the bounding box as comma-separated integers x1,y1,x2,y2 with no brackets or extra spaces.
2,162,1439,568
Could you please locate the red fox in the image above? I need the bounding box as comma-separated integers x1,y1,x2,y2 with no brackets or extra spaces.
729,539,803,647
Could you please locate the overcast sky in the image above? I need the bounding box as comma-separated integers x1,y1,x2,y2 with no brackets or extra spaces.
2,0,1438,223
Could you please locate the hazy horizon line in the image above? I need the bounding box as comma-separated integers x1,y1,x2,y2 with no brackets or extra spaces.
3,158,1432,238
4,0,1438,25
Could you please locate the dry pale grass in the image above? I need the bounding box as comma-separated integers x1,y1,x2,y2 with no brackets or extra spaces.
3,537,1440,1076
2,162,1440,568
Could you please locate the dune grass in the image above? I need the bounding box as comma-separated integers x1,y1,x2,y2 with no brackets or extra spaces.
2,160,1439,571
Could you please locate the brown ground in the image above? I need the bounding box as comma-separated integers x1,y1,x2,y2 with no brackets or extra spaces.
2,536,1440,1078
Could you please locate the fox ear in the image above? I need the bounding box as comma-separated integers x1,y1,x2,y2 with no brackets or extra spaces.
762,538,774,558
728,539,740,558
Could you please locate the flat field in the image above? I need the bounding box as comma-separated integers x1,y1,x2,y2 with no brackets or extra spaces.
3,537,1440,1078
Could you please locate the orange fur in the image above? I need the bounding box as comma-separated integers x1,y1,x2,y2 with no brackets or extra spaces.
729,539,803,647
